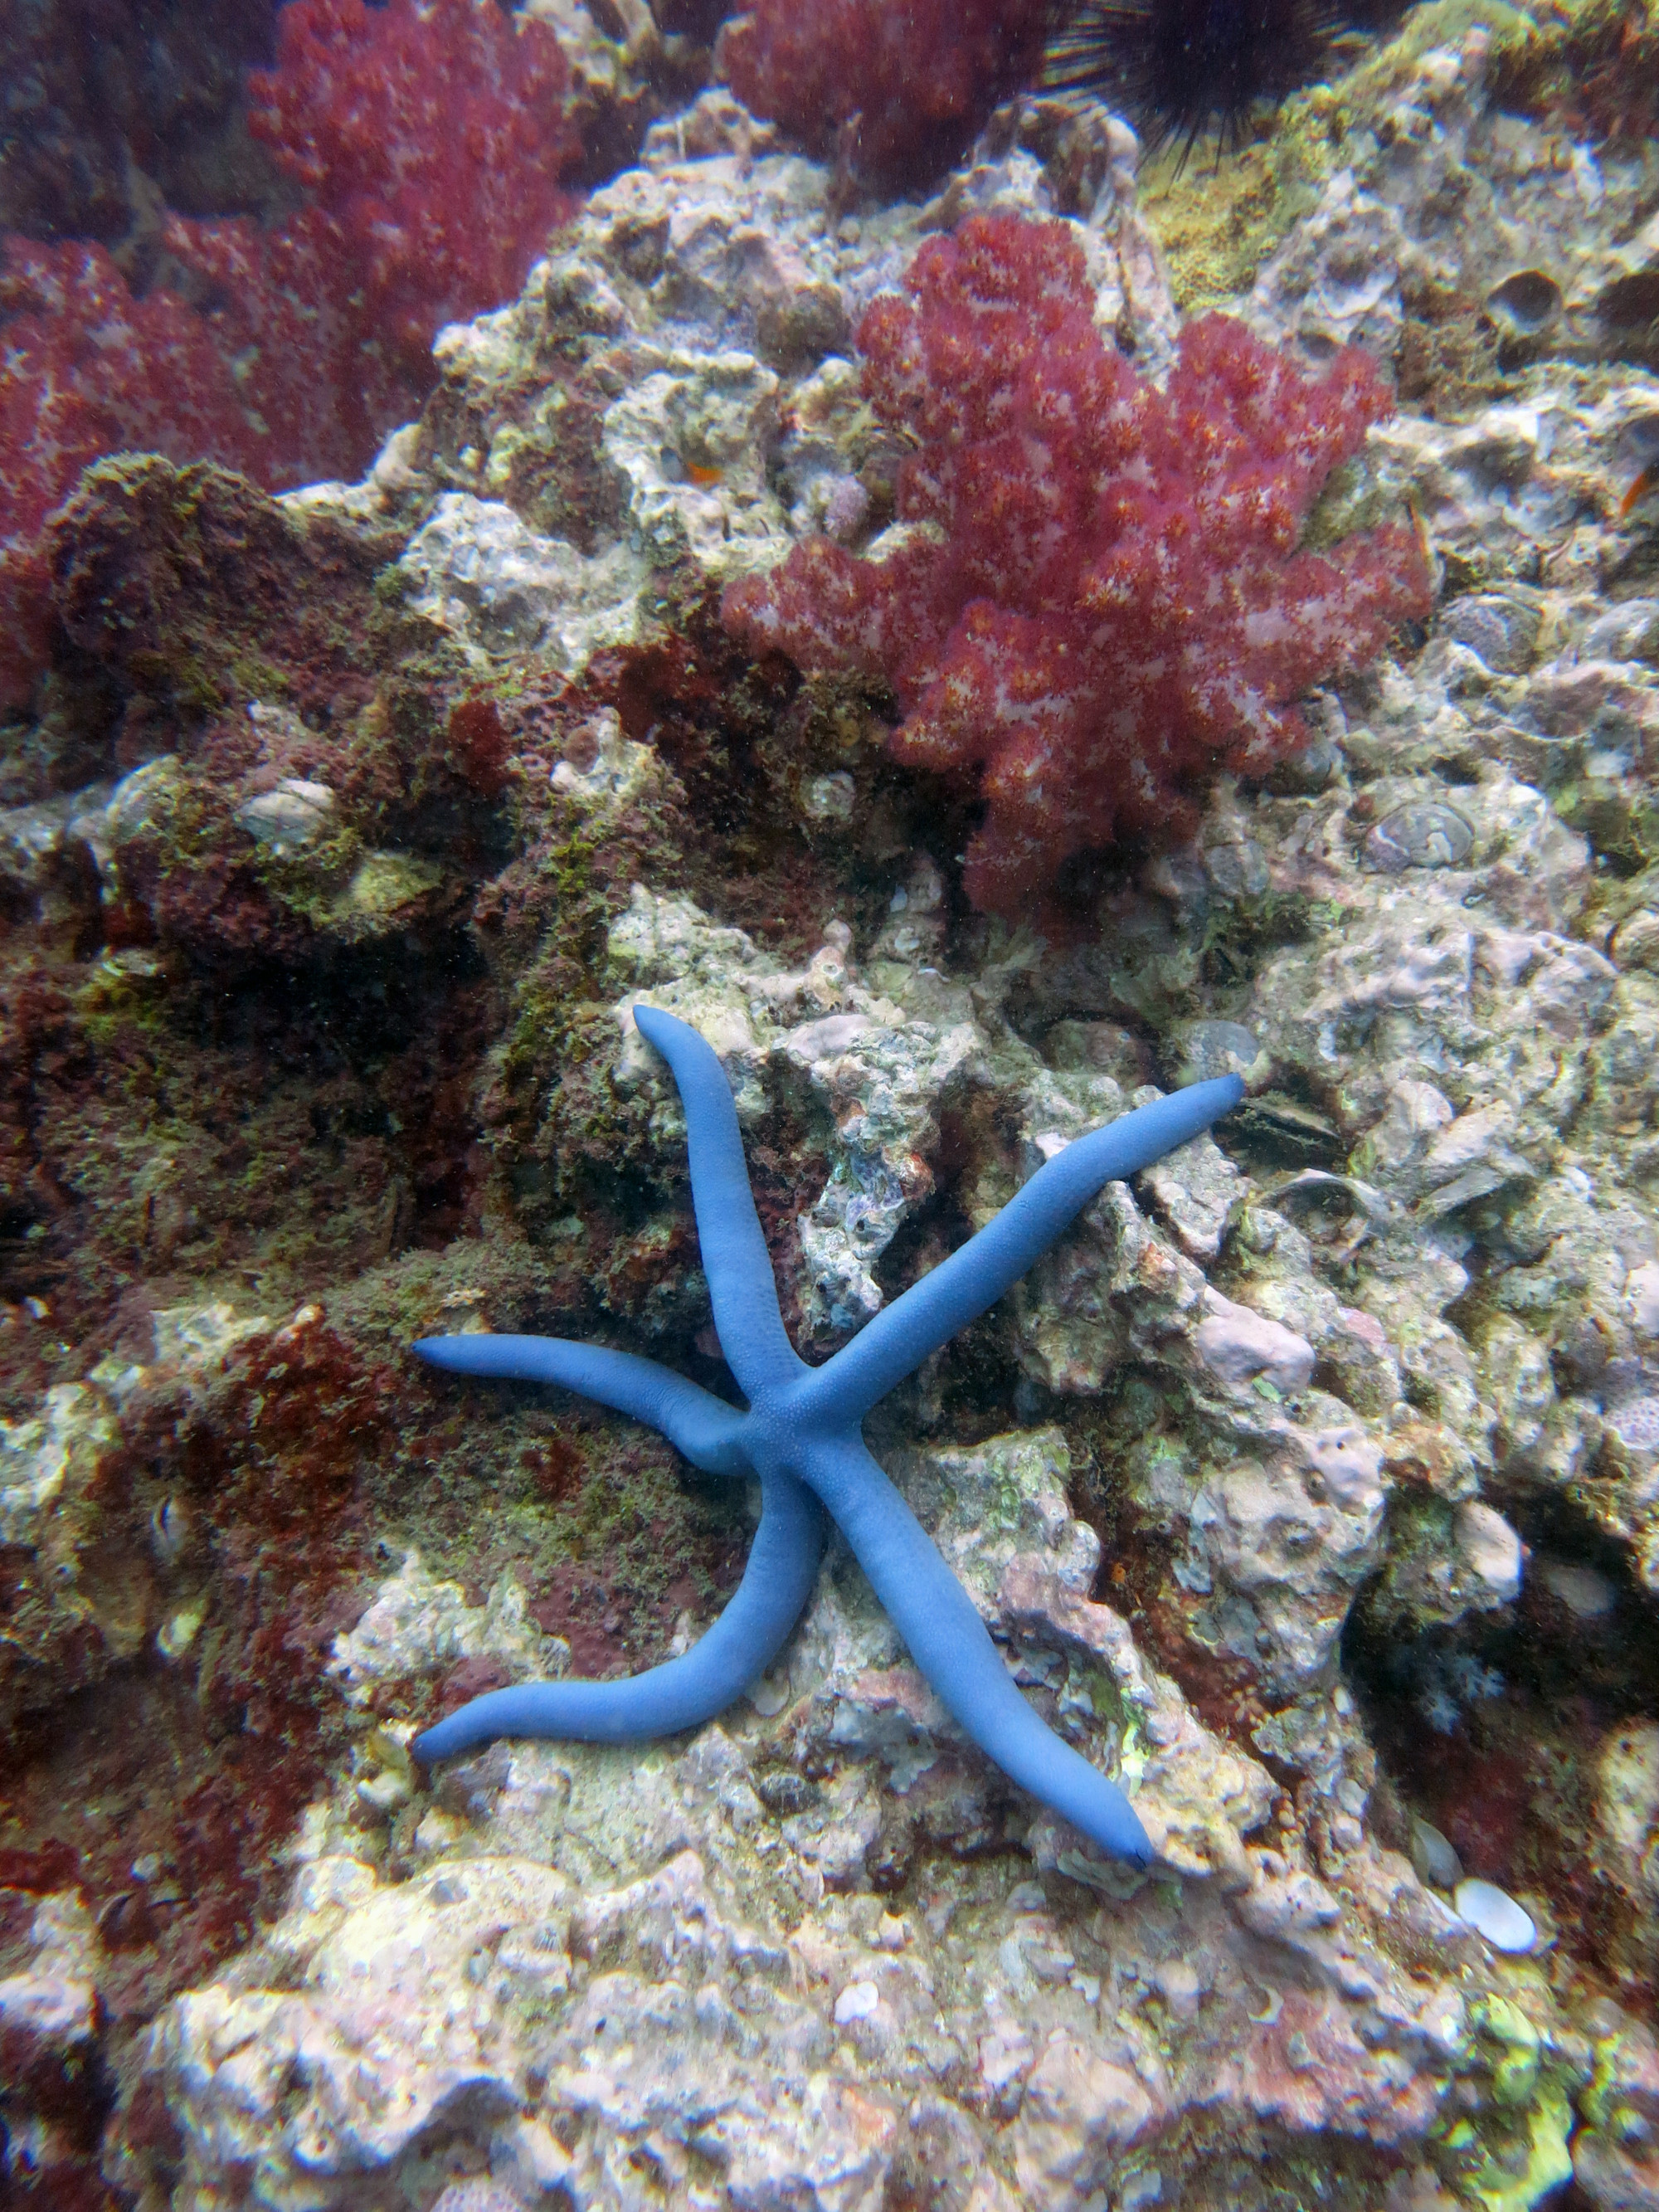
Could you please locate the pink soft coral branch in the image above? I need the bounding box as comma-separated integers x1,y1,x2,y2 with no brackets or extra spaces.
723,214,1432,918
246,0,576,384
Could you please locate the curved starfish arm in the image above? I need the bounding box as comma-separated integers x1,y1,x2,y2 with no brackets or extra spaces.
806,1074,1245,1425
413,1470,826,1761
632,1005,808,1401
414,1334,751,1478
802,1436,1154,1865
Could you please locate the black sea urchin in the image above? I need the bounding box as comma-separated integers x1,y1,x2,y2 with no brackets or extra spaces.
1045,0,1355,164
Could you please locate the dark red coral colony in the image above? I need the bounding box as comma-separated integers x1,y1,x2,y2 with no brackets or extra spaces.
718,0,1053,186
242,0,579,396
723,212,1433,918
0,0,579,711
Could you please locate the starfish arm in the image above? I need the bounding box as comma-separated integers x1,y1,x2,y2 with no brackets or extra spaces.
806,1074,1245,1424
633,1005,808,1399
414,1334,751,1477
413,1470,826,1761
802,1437,1154,1865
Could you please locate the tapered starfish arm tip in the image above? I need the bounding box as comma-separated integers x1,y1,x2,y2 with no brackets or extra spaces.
630,1002,806,1397
413,1333,749,1476
807,1437,1155,1864
806,1070,1245,1424
411,1470,825,1761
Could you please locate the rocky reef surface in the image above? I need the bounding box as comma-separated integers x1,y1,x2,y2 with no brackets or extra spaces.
4,5,1659,2210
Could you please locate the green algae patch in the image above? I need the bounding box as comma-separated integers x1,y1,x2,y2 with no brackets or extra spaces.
1551,763,1659,876
46,454,430,734
1140,88,1347,316
1444,2082,1574,2212
1472,1996,1543,2106
1433,1994,1585,2212
110,756,216,872
71,950,173,1045
253,829,445,944
1140,0,1551,316
338,850,445,928
1086,1674,1151,1791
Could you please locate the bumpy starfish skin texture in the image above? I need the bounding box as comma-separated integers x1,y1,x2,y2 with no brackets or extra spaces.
413,1005,1244,1866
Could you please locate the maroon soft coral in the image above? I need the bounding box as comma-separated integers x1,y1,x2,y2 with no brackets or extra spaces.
0,0,577,712
246,0,577,390
723,213,1433,918
718,0,1050,188
0,236,288,714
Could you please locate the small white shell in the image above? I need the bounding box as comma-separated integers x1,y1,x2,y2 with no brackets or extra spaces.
236,778,337,848
1410,1815,1463,1891
1537,1557,1617,1620
1454,1878,1537,1953
833,1980,880,2024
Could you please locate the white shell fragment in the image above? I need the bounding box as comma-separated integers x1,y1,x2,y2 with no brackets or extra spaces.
833,1981,880,2024
236,778,337,848
1537,1558,1617,1620
1454,1878,1537,1954
1409,1816,1463,1892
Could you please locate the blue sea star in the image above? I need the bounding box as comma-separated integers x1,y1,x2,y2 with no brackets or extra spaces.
413,1005,1243,1865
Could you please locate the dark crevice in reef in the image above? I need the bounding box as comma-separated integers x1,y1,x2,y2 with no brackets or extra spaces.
865,1110,1043,1440
1342,1493,1659,2000
0,928,496,1411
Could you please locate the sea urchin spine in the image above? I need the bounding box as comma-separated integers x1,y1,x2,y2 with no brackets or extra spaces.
1045,0,1351,165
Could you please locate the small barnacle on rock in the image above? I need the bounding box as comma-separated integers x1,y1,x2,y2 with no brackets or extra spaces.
1603,1373,1659,1452
1170,1019,1266,1086
1481,270,1564,367
1363,801,1474,873
235,779,338,853
1409,1814,1462,1890
1535,1557,1616,1620
148,1494,192,1567
1439,592,1541,675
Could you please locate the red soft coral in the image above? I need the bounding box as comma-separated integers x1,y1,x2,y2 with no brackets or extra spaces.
723,214,1433,918
0,0,577,712
0,236,278,711
246,0,577,388
718,0,1050,188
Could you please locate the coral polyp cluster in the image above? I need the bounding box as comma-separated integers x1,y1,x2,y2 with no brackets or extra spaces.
723,212,1433,917
245,0,578,389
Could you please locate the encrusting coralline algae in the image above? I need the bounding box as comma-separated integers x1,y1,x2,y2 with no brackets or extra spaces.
4,3,1659,2210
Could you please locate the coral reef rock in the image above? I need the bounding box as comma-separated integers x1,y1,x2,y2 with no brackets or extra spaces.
7,7,1659,2210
